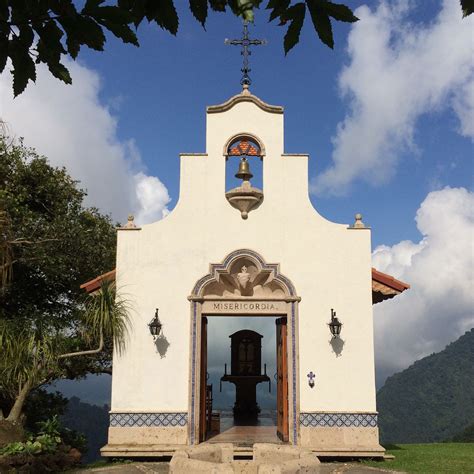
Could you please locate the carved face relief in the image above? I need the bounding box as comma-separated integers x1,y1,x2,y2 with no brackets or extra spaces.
237,266,251,288
201,256,287,298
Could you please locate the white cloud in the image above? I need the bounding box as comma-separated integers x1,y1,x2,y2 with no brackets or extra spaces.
372,187,474,384
312,0,474,195
134,173,171,224
0,60,170,224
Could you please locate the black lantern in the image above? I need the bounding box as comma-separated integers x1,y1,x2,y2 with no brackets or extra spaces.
328,308,342,338
148,308,162,339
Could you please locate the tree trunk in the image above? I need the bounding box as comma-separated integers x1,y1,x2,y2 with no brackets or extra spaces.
58,330,103,359
0,419,25,447
6,379,32,423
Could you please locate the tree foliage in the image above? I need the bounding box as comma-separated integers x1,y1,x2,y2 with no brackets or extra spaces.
0,0,359,96
451,422,474,443
1,1,472,97
0,1,472,96
0,137,116,328
377,329,474,444
461,0,474,18
0,136,127,422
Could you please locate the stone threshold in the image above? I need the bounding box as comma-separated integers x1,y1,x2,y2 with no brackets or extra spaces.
101,444,385,459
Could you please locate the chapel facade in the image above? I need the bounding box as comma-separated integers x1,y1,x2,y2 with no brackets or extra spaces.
83,85,409,458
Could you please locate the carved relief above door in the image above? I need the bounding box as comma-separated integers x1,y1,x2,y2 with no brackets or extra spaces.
194,251,294,299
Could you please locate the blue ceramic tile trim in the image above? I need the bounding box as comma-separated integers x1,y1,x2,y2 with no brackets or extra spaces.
299,413,377,428
110,413,188,427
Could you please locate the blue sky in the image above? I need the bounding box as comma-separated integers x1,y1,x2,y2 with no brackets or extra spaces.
1,0,473,404
74,0,471,247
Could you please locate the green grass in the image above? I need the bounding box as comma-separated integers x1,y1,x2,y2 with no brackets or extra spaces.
362,443,474,473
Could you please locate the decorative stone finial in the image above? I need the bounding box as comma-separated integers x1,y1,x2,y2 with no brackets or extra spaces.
242,83,251,96
353,213,366,228
124,214,137,229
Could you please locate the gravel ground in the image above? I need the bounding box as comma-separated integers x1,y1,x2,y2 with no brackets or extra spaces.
73,460,403,473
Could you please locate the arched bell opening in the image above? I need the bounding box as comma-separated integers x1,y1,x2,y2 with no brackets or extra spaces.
224,134,264,219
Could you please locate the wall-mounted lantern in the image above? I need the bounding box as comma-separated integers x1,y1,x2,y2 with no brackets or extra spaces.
148,308,162,340
328,308,342,338
307,371,316,388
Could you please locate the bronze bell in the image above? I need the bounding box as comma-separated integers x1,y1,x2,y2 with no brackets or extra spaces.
235,157,253,181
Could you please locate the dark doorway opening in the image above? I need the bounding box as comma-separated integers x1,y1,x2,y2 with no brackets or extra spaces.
200,316,288,445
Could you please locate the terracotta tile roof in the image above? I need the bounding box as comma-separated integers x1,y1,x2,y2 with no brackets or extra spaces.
81,268,410,305
371,268,410,304
80,269,116,294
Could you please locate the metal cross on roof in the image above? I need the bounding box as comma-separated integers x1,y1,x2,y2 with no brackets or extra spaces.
225,21,267,87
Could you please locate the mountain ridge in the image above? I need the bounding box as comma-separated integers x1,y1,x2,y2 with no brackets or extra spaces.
377,328,474,443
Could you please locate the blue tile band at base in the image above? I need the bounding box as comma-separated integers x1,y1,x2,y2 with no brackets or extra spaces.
300,413,377,428
110,413,187,427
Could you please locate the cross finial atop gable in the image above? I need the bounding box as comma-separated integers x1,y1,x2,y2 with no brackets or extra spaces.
225,21,267,88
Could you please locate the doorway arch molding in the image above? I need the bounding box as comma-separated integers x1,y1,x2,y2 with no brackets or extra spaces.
188,249,300,446
191,248,297,299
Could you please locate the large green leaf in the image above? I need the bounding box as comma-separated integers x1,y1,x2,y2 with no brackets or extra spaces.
460,0,474,17
18,25,34,50
124,0,146,27
306,0,333,49
319,1,358,23
0,36,7,73
282,3,305,54
9,38,36,97
190,0,208,27
84,0,105,10
47,61,72,85
57,16,81,58
0,0,8,23
35,21,66,68
209,0,227,12
49,0,78,18
85,4,133,24
96,18,139,45
73,16,106,51
146,0,179,35
266,0,290,22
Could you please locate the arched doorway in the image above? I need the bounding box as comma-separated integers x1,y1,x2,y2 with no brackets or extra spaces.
188,249,300,446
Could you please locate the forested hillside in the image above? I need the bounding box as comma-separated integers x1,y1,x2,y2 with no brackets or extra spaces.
61,397,109,463
377,329,474,443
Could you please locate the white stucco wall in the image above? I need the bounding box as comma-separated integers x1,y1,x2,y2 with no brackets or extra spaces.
111,94,376,416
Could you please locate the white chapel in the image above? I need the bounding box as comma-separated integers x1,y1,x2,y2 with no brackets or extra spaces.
82,81,409,458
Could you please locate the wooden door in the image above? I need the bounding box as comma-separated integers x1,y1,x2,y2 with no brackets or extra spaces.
276,317,289,442
199,317,208,442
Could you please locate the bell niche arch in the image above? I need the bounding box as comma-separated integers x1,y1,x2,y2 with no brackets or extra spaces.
188,249,300,445
224,134,264,219
223,133,266,158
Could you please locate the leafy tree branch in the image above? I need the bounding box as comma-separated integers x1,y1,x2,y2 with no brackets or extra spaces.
0,280,130,423
0,135,120,424
1,1,471,97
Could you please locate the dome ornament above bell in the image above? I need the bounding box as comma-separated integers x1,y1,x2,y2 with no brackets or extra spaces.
235,157,253,181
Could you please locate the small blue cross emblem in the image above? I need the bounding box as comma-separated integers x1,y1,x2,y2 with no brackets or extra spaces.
307,371,316,388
